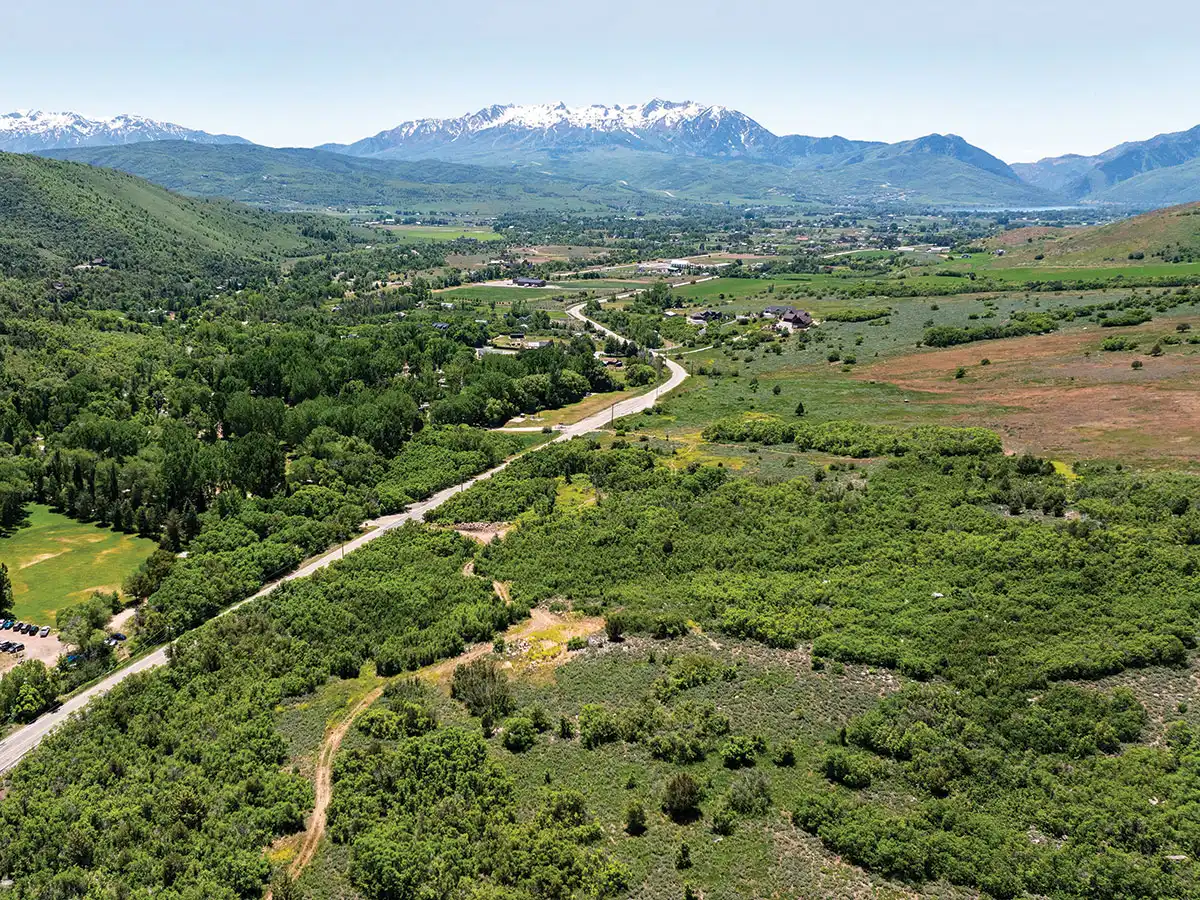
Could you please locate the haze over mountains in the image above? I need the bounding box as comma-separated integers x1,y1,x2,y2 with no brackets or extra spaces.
10,101,1200,210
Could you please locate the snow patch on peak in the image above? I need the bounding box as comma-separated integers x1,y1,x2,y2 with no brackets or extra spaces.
0,110,249,152
385,100,745,138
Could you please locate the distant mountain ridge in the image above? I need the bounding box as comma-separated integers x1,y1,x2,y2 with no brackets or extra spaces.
11,100,1200,209
319,99,964,167
0,110,249,153
1013,124,1200,206
312,99,1048,206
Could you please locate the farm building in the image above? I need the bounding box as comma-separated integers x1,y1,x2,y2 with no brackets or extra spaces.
512,277,548,287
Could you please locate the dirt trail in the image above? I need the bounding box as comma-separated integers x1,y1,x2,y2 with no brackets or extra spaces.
275,597,602,891
268,684,384,898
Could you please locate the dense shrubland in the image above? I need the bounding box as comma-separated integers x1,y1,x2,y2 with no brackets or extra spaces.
701,416,1003,457
0,526,529,897
432,440,1200,898
3,432,1200,897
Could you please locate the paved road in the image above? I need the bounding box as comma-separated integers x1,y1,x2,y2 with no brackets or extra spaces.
0,308,687,775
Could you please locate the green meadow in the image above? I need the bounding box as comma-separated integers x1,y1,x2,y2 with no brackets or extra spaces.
930,254,1200,282
379,225,503,242
0,505,156,623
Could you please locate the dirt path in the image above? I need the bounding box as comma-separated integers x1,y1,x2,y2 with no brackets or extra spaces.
267,684,384,898
276,589,602,891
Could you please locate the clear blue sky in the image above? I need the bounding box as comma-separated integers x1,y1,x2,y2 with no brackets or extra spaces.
5,0,1198,163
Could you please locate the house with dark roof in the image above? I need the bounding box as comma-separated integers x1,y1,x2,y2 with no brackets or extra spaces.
778,309,814,332
687,310,722,327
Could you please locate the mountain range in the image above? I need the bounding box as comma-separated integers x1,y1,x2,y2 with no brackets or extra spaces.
0,110,248,153
317,100,880,165
10,102,1200,210
1013,124,1200,208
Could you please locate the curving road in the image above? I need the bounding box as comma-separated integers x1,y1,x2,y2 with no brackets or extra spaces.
0,307,687,774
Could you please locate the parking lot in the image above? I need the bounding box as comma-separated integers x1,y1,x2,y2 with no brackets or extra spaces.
0,623,65,675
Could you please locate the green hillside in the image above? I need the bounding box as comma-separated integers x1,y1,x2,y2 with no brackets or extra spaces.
1093,157,1200,208
533,147,1053,207
44,142,662,214
47,139,1056,212
0,151,364,280
983,202,1200,266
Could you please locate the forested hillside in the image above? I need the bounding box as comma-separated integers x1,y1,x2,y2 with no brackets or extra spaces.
43,142,655,213
0,152,367,283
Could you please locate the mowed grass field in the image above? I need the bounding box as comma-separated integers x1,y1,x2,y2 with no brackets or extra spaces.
376,225,503,242
0,505,156,622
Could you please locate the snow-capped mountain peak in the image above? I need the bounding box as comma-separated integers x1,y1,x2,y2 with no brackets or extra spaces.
0,110,249,153
329,99,778,160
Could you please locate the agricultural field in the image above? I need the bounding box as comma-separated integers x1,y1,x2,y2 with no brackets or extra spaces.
0,505,155,622
374,224,503,242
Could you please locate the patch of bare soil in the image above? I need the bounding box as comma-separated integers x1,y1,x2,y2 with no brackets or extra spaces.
449,523,512,544
861,320,1200,463
422,606,604,685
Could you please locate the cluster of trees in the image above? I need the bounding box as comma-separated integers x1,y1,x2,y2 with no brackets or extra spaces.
332,730,629,900
923,312,1058,347
429,337,618,427
702,416,1003,458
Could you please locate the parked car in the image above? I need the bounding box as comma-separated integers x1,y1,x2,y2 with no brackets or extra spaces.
1,620,11,630
13,622,24,633
11,642,24,654
0,642,10,652
39,626,50,638
112,633,127,642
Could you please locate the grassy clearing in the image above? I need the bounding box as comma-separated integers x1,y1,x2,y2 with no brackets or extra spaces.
505,382,658,429
276,664,385,769
555,474,597,510
491,636,967,900
0,505,156,622
376,225,502,242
